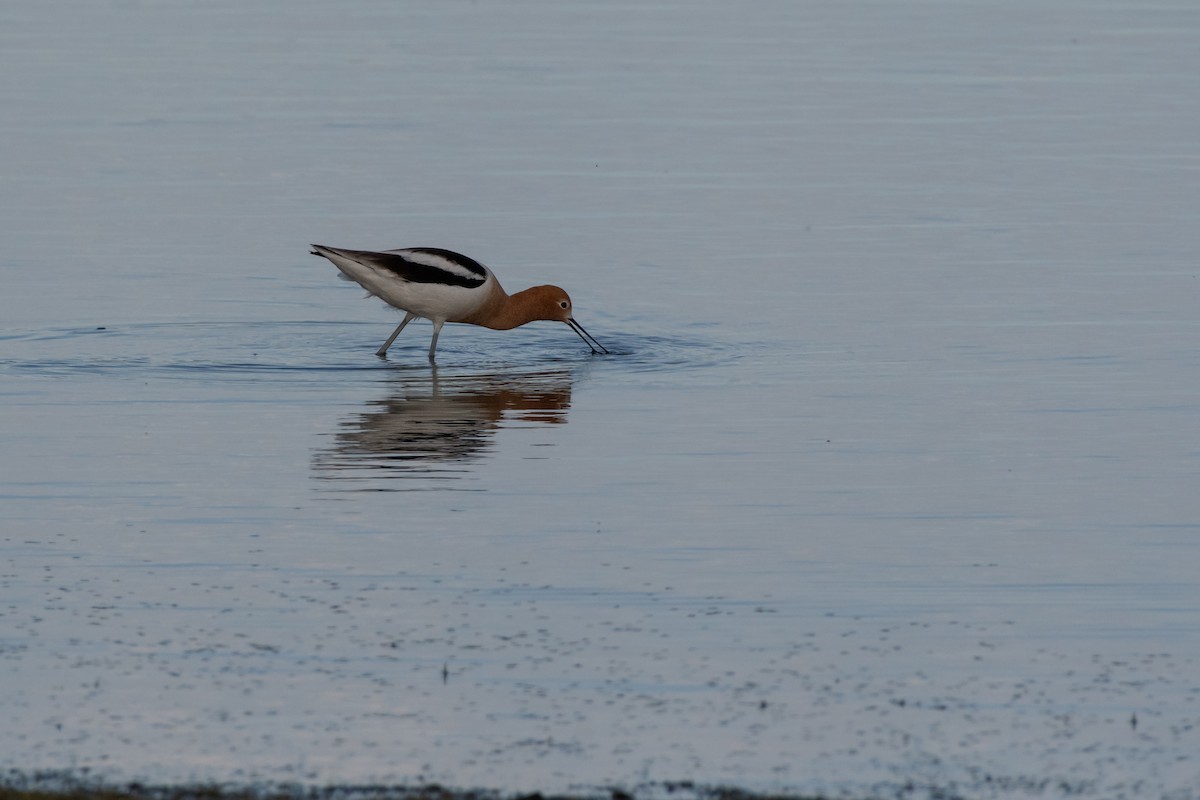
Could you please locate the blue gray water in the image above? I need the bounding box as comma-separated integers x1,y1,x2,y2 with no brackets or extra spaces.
2,1,1199,798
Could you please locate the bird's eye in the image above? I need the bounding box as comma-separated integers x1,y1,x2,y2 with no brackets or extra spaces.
559,301,569,309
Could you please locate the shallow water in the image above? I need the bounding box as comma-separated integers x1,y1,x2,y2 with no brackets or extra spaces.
3,1,1200,798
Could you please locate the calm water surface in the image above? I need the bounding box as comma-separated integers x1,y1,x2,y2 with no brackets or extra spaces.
2,1,1200,798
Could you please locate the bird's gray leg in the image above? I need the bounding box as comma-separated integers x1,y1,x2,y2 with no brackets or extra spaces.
377,312,417,357
427,319,445,362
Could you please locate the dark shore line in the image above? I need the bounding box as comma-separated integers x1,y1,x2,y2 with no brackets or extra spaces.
0,776,841,800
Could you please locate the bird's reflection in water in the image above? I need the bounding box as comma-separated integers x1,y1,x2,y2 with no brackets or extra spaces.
313,368,574,489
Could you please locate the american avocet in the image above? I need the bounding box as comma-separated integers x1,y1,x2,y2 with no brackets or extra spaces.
311,245,608,362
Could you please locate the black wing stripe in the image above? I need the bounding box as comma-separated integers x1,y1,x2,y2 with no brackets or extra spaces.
355,248,488,288
406,248,489,279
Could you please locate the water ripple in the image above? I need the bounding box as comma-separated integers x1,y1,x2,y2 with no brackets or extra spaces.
0,320,742,382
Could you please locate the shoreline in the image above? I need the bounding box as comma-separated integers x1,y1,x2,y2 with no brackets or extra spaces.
0,779,835,800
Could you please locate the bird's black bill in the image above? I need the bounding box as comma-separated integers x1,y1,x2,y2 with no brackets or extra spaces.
567,318,609,355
